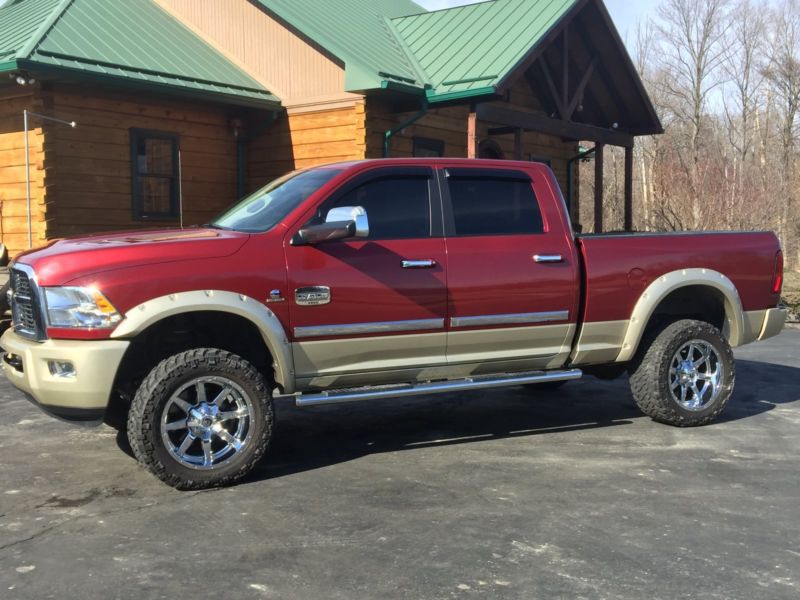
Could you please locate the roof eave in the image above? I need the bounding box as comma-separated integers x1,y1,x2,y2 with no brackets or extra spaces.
427,86,498,104
0,58,18,72
17,60,282,110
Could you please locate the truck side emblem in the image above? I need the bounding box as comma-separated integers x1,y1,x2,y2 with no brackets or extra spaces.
295,286,331,306
266,289,285,303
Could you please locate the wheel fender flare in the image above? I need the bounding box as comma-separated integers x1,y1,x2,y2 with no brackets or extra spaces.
110,290,296,394
615,268,745,363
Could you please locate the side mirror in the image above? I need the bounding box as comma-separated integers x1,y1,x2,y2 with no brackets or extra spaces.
292,206,369,245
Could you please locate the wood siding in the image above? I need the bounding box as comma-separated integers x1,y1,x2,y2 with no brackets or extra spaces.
247,102,366,191
366,76,579,199
155,0,357,105
0,86,48,256
39,84,242,240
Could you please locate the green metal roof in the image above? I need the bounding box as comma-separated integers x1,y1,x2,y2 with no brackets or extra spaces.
0,0,278,107
392,0,580,101
0,0,61,63
257,0,426,92
254,0,581,102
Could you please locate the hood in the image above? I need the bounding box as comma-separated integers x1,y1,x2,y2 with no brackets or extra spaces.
15,227,249,286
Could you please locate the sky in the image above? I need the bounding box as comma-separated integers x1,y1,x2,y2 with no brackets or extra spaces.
415,0,661,46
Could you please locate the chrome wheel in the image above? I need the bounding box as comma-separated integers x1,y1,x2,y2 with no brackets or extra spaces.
668,339,724,411
160,376,254,470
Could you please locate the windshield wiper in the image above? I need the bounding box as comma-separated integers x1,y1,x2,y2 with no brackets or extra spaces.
202,223,233,231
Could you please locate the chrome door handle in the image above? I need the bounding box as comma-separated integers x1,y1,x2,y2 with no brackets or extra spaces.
533,254,563,263
401,259,436,269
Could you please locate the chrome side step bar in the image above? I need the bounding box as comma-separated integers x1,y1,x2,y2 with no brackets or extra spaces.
294,369,582,407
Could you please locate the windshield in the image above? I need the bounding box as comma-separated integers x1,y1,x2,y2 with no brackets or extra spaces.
212,167,343,232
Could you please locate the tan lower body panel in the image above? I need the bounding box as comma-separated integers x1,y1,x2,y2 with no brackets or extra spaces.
742,310,767,345
571,311,778,368
0,328,129,411
294,323,574,390
569,320,628,365
757,307,786,341
293,332,448,379
446,323,574,366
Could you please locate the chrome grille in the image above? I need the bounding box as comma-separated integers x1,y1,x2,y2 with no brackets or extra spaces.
10,266,45,341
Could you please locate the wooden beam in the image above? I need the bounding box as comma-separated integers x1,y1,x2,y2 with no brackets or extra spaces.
571,14,638,124
514,128,523,160
475,104,633,147
624,144,634,231
538,60,565,118
565,57,597,120
467,106,477,159
488,126,517,136
495,0,591,92
594,143,604,233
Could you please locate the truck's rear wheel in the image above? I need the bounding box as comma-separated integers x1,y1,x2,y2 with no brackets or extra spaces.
629,319,734,427
127,348,273,489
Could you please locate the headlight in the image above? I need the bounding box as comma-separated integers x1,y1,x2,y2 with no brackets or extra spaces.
43,287,122,329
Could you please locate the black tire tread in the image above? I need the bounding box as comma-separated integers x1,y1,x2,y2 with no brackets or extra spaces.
629,319,735,427
127,348,273,490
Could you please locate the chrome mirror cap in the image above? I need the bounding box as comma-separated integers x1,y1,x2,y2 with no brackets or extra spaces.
326,206,369,238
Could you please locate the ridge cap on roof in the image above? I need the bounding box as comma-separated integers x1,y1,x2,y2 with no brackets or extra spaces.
16,0,74,59
391,0,497,21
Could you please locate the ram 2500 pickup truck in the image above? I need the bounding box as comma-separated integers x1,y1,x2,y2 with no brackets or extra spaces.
1,159,786,489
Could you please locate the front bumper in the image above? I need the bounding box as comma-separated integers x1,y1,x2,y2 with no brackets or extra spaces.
0,328,129,422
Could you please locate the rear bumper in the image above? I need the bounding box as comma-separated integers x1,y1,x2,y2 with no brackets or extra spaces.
0,328,129,422
758,307,787,342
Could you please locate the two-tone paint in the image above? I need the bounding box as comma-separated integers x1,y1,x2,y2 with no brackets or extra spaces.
2,159,786,419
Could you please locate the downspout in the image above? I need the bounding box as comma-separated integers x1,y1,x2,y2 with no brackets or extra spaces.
566,145,596,219
383,99,429,158
236,110,281,199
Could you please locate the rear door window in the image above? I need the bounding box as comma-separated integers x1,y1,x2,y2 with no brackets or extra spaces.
446,170,544,236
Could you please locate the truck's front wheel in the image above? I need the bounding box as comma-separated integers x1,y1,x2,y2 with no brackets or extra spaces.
127,348,273,489
629,319,735,427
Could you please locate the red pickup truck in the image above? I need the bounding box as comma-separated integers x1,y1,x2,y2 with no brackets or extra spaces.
1,159,786,489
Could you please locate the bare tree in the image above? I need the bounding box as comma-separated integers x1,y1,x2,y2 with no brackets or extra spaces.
655,0,732,227
764,0,800,265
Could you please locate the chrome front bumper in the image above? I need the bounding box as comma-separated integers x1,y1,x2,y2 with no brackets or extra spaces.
1,328,129,422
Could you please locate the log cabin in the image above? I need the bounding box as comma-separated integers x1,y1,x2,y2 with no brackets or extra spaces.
0,0,661,257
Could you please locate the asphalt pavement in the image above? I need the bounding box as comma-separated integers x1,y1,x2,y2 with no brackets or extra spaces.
0,328,798,599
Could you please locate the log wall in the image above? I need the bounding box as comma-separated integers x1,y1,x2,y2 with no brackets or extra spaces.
246,101,366,191
0,86,48,256
40,83,243,240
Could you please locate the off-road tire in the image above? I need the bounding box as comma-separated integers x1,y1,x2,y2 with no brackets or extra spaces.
127,348,273,489
629,319,735,427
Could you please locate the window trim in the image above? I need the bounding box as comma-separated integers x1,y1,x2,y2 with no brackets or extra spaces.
307,166,443,241
439,169,546,238
130,128,180,221
413,137,445,158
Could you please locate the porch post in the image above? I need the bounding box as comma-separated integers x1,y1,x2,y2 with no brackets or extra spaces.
594,143,604,233
467,104,477,159
514,128,523,160
624,144,634,231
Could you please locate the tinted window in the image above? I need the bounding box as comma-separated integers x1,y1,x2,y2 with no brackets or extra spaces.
327,176,431,239
213,168,342,232
448,176,544,236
